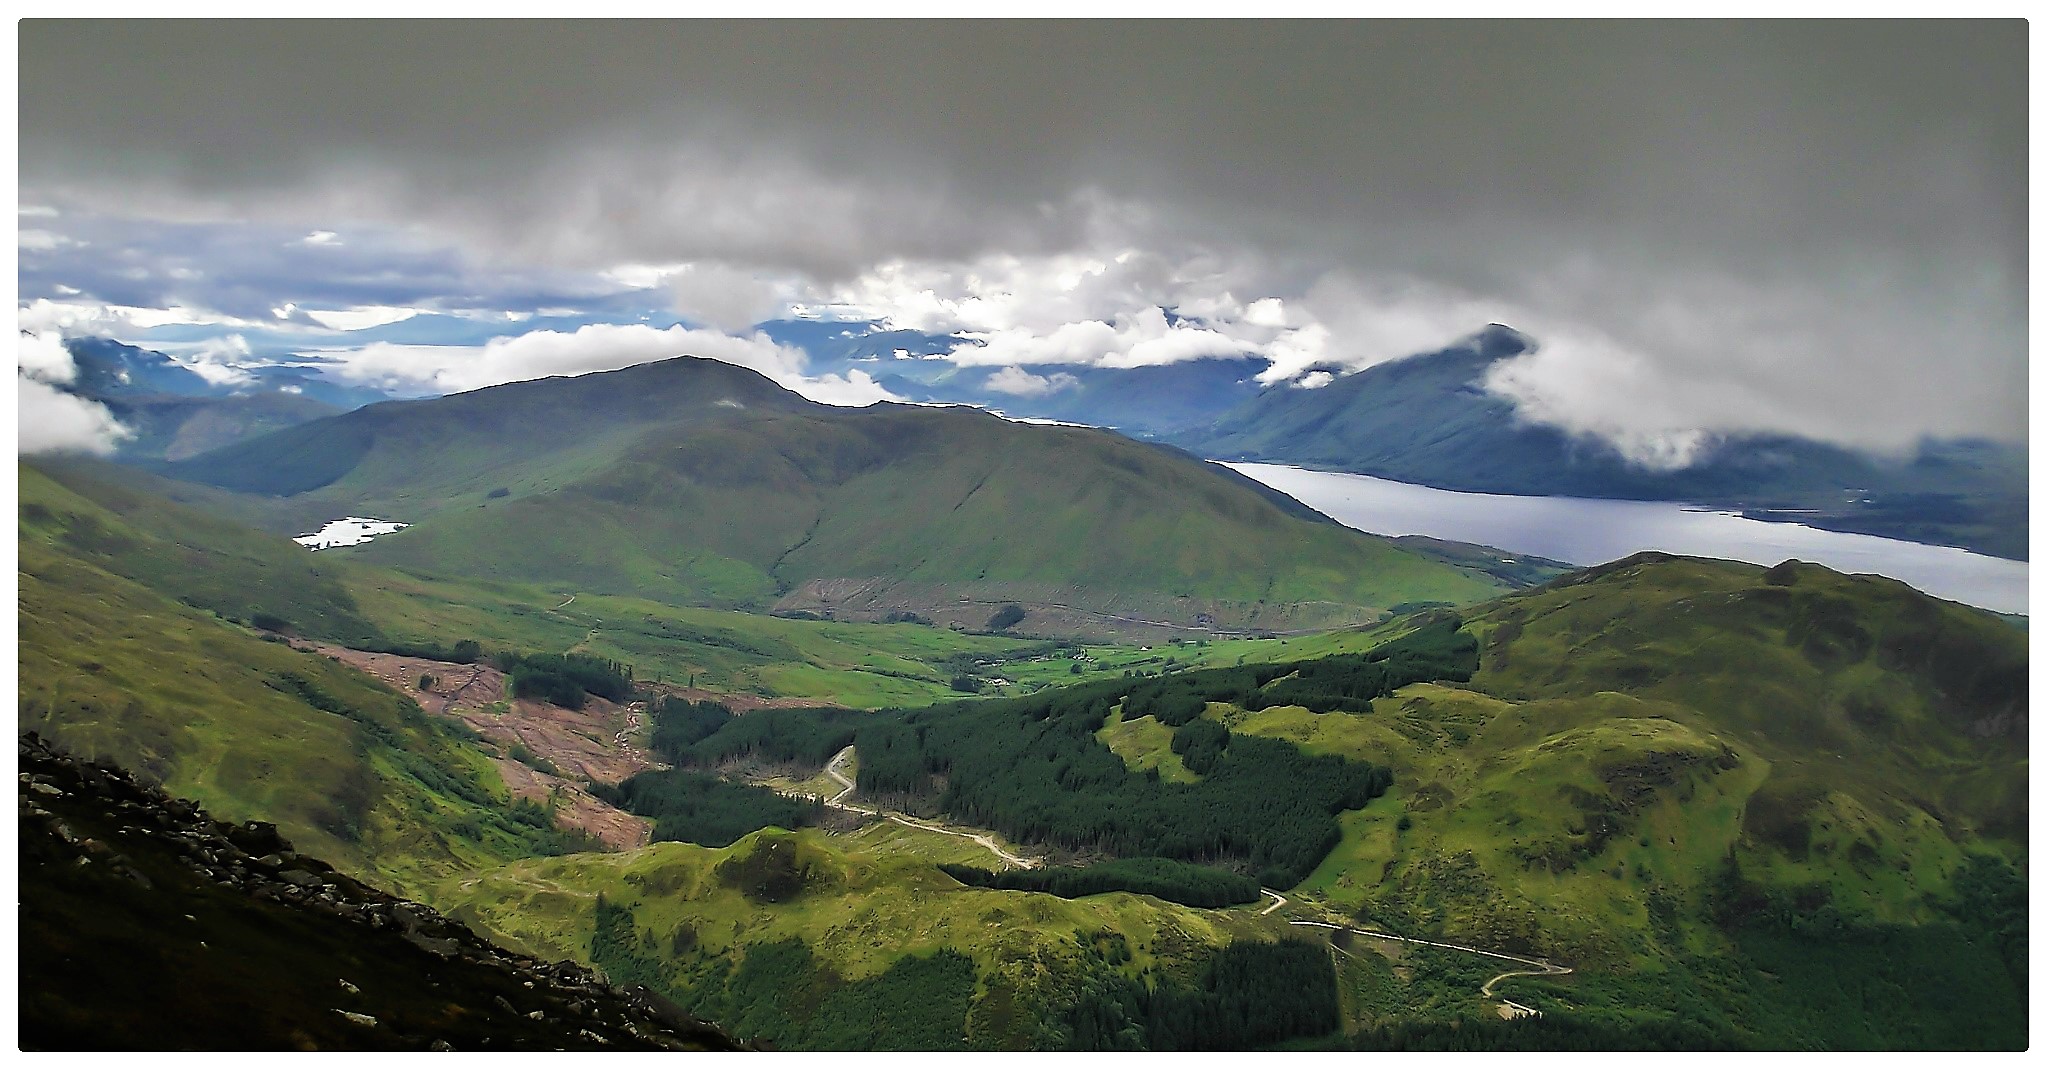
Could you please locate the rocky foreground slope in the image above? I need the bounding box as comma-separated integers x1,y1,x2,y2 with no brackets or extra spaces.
17,733,743,1052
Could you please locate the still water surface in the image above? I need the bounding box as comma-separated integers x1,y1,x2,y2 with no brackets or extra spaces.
293,517,409,551
1229,463,2028,616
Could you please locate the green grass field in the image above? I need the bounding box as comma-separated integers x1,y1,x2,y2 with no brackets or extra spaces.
1095,707,1198,783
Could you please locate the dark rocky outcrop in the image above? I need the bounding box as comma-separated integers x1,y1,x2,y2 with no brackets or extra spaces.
18,733,744,1052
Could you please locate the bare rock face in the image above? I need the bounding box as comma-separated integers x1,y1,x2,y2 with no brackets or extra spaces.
18,732,744,1053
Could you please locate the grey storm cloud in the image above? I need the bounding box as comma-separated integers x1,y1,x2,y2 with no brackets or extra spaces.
18,20,2028,454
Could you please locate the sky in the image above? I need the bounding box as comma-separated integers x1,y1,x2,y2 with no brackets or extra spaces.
16,20,2029,462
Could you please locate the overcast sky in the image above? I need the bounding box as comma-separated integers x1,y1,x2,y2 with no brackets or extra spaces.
16,20,2028,462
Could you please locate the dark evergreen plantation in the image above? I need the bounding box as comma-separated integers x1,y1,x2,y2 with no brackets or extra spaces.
856,687,1385,886
1119,617,1478,722
939,857,1262,908
670,705,866,768
594,770,824,848
646,697,737,758
1063,939,1344,1050
651,625,1480,887
493,651,634,709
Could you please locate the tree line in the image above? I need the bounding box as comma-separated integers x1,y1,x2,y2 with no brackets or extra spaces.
667,625,1482,887
1063,938,1342,1050
594,768,823,847
493,651,633,709
938,857,1261,908
853,678,1389,887
357,637,483,664
1121,618,1478,723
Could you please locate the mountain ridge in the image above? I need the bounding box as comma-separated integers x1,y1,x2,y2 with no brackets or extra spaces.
157,355,1546,636
1176,329,2028,560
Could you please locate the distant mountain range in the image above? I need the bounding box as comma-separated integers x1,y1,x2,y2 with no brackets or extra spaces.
1171,326,2027,561
61,338,396,461
874,357,1268,438
760,319,2028,559
61,327,2026,560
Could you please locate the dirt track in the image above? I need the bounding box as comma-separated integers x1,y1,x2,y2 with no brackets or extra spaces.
1290,919,1572,1018
774,745,1040,870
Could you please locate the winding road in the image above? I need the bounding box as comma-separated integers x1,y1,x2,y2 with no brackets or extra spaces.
822,745,857,804
767,744,1564,1021
1288,919,1572,1017
782,746,1040,869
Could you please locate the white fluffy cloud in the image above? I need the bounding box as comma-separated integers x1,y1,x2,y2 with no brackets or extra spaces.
664,264,792,333
322,322,900,407
18,297,264,336
18,229,79,251
601,263,793,332
18,332,130,455
175,334,257,386
984,366,1079,396
18,330,77,383
18,377,130,454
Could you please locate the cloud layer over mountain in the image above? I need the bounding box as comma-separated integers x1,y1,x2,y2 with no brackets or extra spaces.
18,21,2026,462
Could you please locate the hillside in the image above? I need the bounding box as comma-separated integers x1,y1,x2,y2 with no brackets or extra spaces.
18,446,2028,1047
161,356,1538,635
21,458,1243,710
636,554,2027,1047
437,826,1328,1050
19,735,742,1051
22,458,381,644
18,466,617,894
1212,554,2027,1047
100,391,344,461
1178,326,2028,560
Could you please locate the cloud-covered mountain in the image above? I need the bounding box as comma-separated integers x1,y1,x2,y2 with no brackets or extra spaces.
19,23,2025,466
1175,327,2029,560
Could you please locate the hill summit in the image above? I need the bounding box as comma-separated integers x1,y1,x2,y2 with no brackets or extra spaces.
162,356,1547,639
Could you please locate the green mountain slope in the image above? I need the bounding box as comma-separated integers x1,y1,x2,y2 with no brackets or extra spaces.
23,458,1208,711
18,470,599,895
438,826,1320,1050
1208,554,2026,1046
608,554,2025,1046
160,356,814,500
102,390,344,461
162,357,1534,631
22,458,381,643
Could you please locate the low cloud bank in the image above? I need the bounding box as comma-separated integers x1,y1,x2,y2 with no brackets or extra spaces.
320,322,901,407
17,331,131,455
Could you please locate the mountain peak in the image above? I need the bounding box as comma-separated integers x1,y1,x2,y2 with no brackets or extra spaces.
1464,323,1534,360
